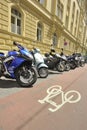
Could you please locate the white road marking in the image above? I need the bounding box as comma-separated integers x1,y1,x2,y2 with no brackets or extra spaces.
38,85,81,112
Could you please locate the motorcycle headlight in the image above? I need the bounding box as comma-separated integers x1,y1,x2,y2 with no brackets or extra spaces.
75,57,78,60
27,53,33,59
24,52,33,60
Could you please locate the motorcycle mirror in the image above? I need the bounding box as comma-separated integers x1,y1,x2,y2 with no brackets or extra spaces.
13,41,18,46
50,48,55,52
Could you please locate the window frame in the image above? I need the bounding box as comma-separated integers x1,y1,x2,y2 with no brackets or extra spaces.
52,33,58,46
56,0,63,20
37,22,43,42
37,0,45,5
11,8,22,35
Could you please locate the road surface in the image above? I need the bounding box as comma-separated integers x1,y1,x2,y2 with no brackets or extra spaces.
0,65,87,130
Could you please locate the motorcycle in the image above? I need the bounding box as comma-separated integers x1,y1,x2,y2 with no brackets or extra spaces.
0,41,37,87
67,53,81,69
61,54,71,71
31,48,48,78
44,49,65,72
77,54,85,67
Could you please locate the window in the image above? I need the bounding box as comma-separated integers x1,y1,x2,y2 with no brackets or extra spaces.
71,22,73,34
74,10,79,35
38,0,45,4
52,33,58,46
57,0,63,20
65,0,71,28
37,22,43,41
70,2,75,33
65,16,69,28
11,8,21,34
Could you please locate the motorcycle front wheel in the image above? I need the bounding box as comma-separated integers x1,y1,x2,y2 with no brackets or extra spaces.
65,63,71,71
56,62,65,72
38,67,48,78
80,61,85,67
15,66,37,87
70,62,76,69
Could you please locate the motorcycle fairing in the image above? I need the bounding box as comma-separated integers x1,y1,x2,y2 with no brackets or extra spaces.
5,57,26,78
37,62,48,69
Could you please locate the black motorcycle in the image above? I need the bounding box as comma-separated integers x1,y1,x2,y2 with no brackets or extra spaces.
44,49,65,72
67,53,81,69
60,55,71,71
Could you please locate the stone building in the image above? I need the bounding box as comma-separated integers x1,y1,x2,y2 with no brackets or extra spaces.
0,0,87,54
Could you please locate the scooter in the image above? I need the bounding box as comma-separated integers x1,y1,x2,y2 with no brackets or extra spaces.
0,41,37,87
31,48,48,78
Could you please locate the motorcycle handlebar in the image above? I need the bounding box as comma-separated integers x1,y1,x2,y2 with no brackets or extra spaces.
13,41,18,46
13,41,24,50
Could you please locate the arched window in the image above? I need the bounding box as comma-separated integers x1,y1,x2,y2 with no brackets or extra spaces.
37,22,43,41
11,8,21,34
52,33,58,46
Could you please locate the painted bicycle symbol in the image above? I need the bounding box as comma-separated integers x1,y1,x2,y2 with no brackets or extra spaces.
38,85,81,112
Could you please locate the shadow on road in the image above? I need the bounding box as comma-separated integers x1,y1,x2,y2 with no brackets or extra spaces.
49,70,63,75
0,78,19,88
0,78,34,88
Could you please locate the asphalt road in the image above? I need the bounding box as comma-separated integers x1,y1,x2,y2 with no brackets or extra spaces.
0,65,87,130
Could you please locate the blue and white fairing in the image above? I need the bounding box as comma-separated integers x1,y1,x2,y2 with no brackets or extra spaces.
3,43,33,78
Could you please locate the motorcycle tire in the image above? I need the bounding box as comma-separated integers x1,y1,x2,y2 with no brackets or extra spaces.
65,63,71,71
56,62,65,72
70,62,76,69
38,67,48,78
15,66,37,87
80,62,85,67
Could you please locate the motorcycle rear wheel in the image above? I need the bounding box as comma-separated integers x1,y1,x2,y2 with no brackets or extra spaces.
15,66,37,87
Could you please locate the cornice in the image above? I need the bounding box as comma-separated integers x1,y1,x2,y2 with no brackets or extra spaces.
63,27,77,43
52,15,63,29
20,0,64,29
21,0,52,22
10,0,21,4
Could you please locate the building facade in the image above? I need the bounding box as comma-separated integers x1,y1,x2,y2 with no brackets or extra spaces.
0,0,87,54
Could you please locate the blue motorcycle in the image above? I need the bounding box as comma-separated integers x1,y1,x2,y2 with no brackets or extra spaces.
0,41,37,87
